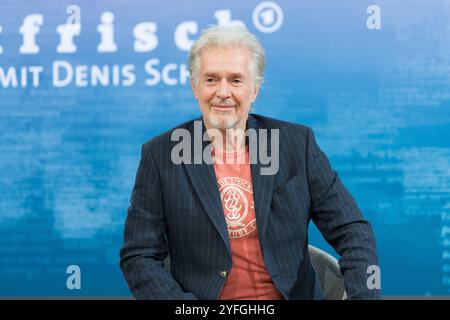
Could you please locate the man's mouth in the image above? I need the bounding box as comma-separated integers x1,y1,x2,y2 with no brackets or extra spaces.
212,104,235,109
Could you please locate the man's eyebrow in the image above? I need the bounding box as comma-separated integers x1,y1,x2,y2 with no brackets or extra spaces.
202,72,245,78
229,72,244,78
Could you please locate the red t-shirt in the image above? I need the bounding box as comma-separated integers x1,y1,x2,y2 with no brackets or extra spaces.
212,146,283,300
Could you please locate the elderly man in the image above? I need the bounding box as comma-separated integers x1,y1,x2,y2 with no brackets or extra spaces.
119,25,381,300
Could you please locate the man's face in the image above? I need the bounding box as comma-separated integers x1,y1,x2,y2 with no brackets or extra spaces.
191,47,259,130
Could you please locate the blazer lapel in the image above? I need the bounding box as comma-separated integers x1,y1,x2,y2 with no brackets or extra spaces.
182,117,231,254
247,115,276,240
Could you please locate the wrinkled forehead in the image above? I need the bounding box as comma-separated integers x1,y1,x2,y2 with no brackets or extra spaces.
198,46,253,75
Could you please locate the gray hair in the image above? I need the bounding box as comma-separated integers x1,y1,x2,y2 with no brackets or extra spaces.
188,25,266,87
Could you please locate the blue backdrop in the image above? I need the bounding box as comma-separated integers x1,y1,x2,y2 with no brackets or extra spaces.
1,0,449,297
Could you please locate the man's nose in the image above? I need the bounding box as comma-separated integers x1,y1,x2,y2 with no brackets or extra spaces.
216,79,231,99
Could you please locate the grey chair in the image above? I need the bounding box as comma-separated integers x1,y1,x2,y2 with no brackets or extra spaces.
308,244,347,300
163,245,347,300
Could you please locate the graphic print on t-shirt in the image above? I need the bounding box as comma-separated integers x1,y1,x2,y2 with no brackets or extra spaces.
217,176,256,239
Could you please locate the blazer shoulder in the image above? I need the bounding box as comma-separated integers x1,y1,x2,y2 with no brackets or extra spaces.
250,113,312,141
141,117,199,154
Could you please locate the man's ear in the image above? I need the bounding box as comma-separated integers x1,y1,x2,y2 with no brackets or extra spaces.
250,85,260,103
190,79,199,100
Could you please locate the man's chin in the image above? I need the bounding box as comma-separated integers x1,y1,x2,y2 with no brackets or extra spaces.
207,115,239,130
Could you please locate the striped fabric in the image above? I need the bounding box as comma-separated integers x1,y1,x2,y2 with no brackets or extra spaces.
119,114,382,300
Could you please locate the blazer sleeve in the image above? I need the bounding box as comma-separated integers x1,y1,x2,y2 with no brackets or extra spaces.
305,127,382,300
119,143,197,299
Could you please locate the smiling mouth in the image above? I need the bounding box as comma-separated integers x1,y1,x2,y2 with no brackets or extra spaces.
212,105,235,109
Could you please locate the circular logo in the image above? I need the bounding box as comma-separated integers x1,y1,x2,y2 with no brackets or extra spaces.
252,1,284,33
218,177,256,238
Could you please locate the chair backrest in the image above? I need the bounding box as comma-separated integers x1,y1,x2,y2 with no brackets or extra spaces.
308,244,347,300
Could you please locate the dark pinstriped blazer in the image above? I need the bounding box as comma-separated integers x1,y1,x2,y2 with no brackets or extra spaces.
119,114,382,300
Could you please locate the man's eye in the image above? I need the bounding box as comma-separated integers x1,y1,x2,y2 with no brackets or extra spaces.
232,79,242,84
206,78,215,83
